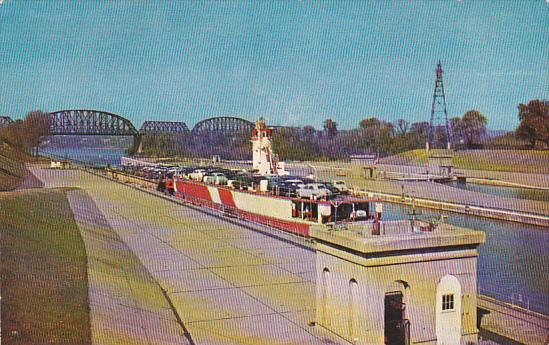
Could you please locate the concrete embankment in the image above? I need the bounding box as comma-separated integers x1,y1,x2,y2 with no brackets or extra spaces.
478,295,549,345
29,166,345,344
467,177,549,191
66,189,191,345
356,189,549,227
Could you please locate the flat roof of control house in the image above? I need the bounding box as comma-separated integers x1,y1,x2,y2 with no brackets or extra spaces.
310,220,485,255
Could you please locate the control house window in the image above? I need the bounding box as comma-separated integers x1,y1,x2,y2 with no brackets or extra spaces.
442,294,454,311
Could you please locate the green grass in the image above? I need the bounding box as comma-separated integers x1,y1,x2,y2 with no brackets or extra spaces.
382,149,549,173
0,188,92,345
0,143,49,164
0,144,27,191
0,143,50,191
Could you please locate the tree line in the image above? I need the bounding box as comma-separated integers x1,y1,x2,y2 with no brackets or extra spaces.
0,111,50,156
136,99,549,160
1,99,546,160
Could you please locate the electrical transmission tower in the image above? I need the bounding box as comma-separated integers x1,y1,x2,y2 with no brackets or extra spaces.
427,60,451,151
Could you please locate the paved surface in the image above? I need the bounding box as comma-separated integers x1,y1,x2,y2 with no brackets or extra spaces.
66,189,189,345
478,295,549,345
31,166,346,345
454,168,549,189
16,167,43,190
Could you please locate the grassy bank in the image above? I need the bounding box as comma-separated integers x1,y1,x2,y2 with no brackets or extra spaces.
0,143,26,190
0,143,50,190
381,149,549,174
0,188,92,345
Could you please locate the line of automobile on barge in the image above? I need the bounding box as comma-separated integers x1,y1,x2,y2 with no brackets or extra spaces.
121,118,384,237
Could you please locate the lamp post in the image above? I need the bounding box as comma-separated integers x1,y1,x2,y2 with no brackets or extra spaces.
330,198,343,225
405,190,419,231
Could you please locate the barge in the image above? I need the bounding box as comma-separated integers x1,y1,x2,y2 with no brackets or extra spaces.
163,118,382,237
171,178,377,237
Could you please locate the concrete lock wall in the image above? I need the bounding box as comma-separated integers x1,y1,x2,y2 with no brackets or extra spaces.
315,249,479,345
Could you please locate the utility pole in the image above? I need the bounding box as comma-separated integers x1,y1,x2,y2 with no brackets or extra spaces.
428,61,451,151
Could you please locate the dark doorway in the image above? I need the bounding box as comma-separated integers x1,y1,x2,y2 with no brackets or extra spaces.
384,292,409,345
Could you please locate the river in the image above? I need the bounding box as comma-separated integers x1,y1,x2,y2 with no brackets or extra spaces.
37,147,549,315
39,147,127,167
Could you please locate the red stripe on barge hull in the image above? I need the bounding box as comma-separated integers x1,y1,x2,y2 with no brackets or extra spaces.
182,182,212,202
218,188,237,207
238,210,310,237
173,180,310,237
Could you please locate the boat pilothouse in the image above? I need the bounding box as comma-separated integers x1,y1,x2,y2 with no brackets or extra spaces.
251,117,287,176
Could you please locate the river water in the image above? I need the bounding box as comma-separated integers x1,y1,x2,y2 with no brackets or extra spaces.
39,147,126,167
38,147,549,315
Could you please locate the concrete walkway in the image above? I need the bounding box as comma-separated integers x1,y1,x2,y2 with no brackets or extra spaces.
478,295,549,345
16,168,43,189
31,166,346,345
66,189,190,345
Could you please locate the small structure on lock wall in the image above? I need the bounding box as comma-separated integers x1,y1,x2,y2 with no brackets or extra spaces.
310,219,485,345
428,154,454,177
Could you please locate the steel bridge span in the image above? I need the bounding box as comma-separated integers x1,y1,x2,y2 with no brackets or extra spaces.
139,120,189,134
191,116,254,136
46,110,255,152
48,109,141,151
49,110,138,136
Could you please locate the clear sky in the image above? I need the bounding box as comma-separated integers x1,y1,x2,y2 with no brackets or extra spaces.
1,1,547,130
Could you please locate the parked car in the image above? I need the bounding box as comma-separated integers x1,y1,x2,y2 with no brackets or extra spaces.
273,182,295,197
273,179,304,197
332,180,350,194
189,169,207,181
323,182,340,196
351,209,369,220
229,174,256,190
296,183,333,199
203,172,227,185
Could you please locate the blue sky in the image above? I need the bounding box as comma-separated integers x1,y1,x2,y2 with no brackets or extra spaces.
1,1,547,130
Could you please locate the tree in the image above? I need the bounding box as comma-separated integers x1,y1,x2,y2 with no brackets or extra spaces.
395,119,410,136
141,133,176,157
409,121,429,144
323,118,338,139
359,117,381,130
0,110,50,155
24,111,50,156
272,127,319,161
0,119,26,148
516,99,549,148
460,110,487,148
450,116,465,146
302,125,316,140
